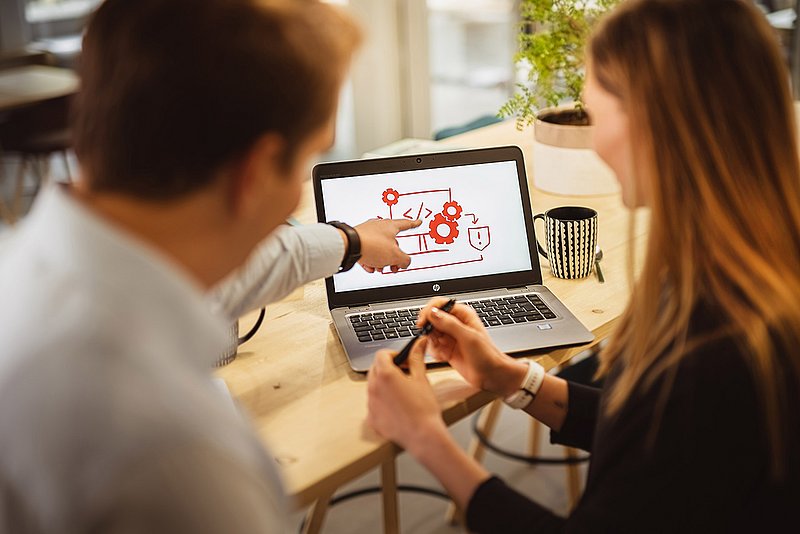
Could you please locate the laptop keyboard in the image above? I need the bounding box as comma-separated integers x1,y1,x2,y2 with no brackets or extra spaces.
348,294,557,343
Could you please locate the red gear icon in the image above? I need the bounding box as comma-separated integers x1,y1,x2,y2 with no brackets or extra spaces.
429,213,459,245
442,200,463,221
382,188,399,206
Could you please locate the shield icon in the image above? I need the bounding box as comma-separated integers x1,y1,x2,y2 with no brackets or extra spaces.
468,226,491,251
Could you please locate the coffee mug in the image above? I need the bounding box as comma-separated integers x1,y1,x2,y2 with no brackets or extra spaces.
533,206,598,279
216,307,266,367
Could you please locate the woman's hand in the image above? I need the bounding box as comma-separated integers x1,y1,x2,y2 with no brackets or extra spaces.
417,298,528,398
367,337,447,455
366,336,493,509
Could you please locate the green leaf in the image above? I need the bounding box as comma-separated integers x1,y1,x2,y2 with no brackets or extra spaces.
502,0,621,121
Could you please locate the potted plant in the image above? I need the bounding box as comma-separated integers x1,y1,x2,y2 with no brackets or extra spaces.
500,0,621,196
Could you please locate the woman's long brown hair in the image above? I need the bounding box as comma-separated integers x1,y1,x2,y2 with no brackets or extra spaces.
591,0,800,476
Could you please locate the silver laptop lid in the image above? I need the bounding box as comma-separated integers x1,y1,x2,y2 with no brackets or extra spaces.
313,146,543,309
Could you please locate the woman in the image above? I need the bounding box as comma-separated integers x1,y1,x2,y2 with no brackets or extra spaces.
366,0,800,531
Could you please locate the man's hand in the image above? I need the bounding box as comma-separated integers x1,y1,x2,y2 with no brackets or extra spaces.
354,219,421,273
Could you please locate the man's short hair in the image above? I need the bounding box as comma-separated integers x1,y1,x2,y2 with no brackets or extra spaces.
73,0,360,200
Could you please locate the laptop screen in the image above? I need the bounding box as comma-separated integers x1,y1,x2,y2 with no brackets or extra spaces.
314,146,542,307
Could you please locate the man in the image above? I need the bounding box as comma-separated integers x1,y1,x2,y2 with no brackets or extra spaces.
0,0,413,532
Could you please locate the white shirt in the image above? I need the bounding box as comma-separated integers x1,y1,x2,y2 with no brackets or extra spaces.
212,220,343,319
0,187,290,533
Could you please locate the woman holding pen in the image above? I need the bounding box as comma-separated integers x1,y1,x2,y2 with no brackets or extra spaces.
366,0,800,531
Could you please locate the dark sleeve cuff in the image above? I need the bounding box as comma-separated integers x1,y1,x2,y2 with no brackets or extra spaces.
550,381,602,451
466,476,565,533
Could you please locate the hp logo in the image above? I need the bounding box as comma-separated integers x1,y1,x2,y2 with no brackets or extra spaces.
432,284,441,292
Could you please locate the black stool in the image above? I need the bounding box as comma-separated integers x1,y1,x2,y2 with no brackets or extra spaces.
0,95,72,225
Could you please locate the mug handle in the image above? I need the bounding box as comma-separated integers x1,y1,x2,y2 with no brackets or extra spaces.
532,214,549,259
238,307,266,345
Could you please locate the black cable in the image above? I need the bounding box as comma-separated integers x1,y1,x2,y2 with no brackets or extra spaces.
297,484,450,533
238,307,266,344
471,407,591,465
331,484,449,506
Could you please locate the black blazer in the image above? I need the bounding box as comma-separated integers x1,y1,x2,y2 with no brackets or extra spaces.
466,311,800,533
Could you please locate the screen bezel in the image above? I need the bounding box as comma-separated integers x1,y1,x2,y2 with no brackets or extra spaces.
313,145,543,309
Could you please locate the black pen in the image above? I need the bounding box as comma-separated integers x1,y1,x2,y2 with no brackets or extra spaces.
393,298,457,367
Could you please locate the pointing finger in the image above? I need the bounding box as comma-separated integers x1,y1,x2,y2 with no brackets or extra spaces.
392,219,422,233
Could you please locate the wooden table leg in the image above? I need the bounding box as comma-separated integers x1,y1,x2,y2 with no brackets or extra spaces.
529,417,543,458
381,458,400,534
301,489,335,534
445,398,504,525
470,399,504,464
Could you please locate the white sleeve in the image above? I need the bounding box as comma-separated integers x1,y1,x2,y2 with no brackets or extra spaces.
100,443,290,534
210,223,344,319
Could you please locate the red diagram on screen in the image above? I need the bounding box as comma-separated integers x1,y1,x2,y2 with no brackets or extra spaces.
376,186,492,273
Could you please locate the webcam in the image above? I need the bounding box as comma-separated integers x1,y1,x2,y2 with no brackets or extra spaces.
416,157,422,164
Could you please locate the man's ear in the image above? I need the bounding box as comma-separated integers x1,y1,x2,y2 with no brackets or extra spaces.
228,132,286,218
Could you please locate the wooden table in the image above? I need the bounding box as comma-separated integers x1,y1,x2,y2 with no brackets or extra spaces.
216,120,647,532
0,65,79,113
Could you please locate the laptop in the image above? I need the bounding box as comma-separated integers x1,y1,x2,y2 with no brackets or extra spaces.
313,145,594,372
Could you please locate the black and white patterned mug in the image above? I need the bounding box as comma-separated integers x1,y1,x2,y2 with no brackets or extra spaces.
533,206,598,279
216,308,266,367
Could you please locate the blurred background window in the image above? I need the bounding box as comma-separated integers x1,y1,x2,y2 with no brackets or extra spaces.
335,0,517,159
2,0,799,162
0,0,91,67
24,0,94,68
25,0,101,25
427,0,516,137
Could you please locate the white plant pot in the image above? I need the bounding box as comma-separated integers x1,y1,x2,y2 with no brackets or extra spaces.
532,107,620,196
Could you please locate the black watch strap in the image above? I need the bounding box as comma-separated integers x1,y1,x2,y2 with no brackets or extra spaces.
328,221,362,272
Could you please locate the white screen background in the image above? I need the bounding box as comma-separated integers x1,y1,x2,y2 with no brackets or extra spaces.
320,160,533,293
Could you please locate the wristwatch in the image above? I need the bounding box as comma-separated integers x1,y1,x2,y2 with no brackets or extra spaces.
503,360,546,410
327,221,362,272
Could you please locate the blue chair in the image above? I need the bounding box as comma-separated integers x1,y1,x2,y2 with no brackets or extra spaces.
433,114,504,141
